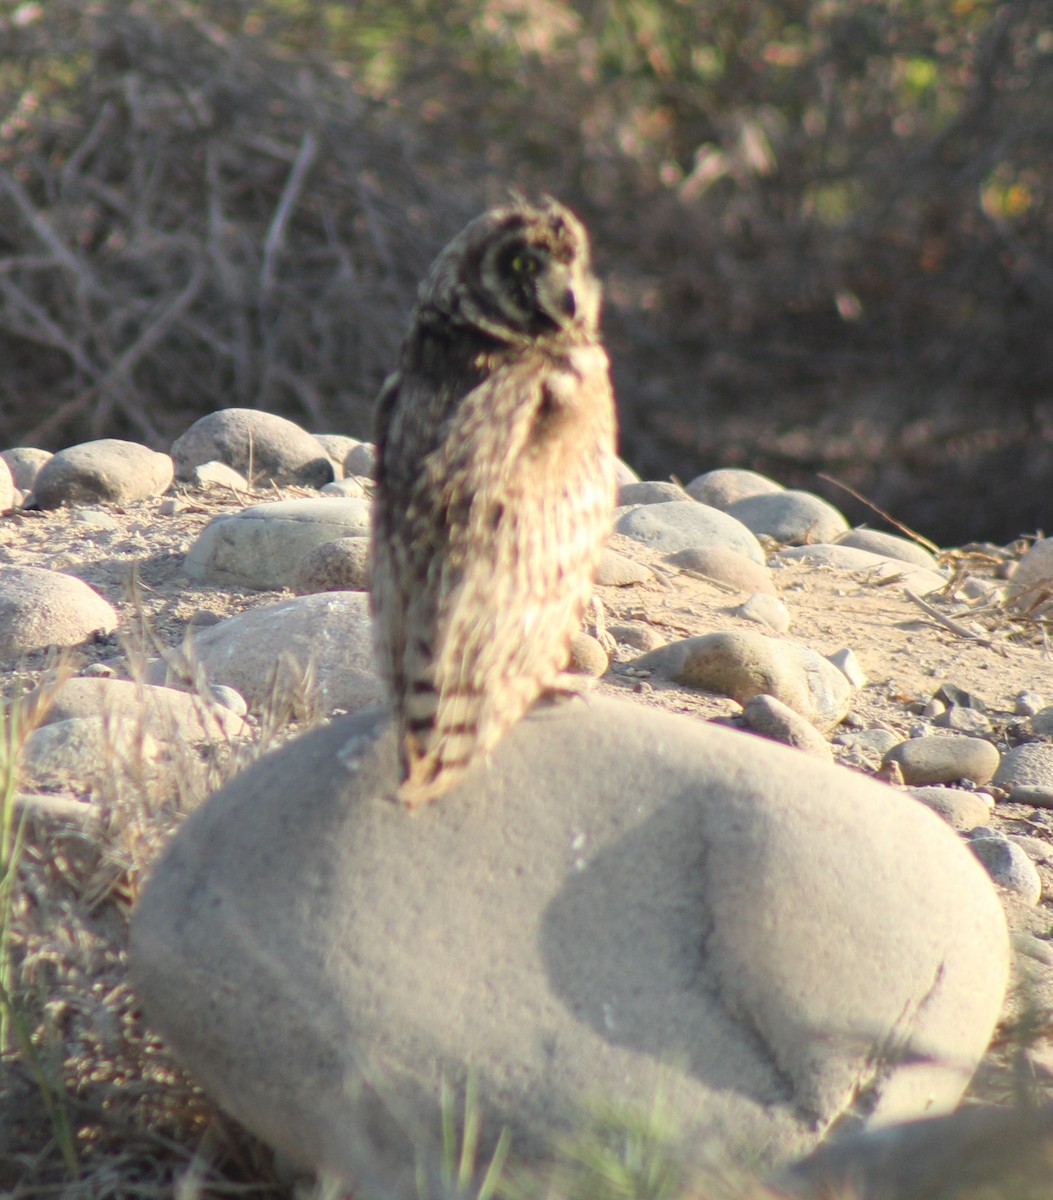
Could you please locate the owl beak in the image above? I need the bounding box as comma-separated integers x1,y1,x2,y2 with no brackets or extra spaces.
557,287,577,319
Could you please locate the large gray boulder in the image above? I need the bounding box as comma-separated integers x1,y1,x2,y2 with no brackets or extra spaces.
131,696,1008,1196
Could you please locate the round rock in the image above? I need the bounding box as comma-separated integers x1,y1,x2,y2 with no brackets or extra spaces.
1,446,51,492
907,786,993,832
834,529,939,570
969,836,1043,904
1007,537,1053,607
312,434,360,479
171,409,334,488
184,498,372,590
38,676,249,742
294,536,372,594
740,694,832,760
28,439,174,509
665,545,776,595
725,491,850,547
343,441,376,479
0,565,117,659
595,547,651,587
189,461,249,490
618,480,689,506
0,456,13,512
568,631,609,676
148,591,380,717
21,716,163,794
321,476,372,500
612,457,640,487
685,468,783,509
993,742,1053,791
131,696,1009,1191
735,592,791,634
608,621,665,652
631,631,853,728
882,736,1000,787
616,501,765,565
777,544,947,596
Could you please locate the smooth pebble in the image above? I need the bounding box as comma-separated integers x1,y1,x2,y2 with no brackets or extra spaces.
171,408,333,488
616,501,765,565
882,736,1001,787
28,439,174,509
684,468,783,509
725,490,850,547
632,630,853,728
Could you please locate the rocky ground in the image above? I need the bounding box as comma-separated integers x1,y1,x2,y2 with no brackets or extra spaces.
2,412,1053,1197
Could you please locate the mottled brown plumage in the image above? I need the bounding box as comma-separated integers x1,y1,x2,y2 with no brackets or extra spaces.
370,198,618,804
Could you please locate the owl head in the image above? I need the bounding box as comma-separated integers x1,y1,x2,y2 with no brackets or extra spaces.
419,198,602,344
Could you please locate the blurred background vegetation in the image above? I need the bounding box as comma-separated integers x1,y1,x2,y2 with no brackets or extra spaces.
0,0,1051,543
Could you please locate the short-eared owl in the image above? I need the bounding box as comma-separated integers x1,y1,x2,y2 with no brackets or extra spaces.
370,198,618,804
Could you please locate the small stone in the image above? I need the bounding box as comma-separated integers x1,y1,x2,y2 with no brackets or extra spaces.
0,457,14,512
81,662,117,678
568,631,609,677
39,676,249,742
612,457,640,487
293,536,371,595
190,460,249,490
208,685,249,716
665,546,775,595
1009,784,1053,809
735,592,791,634
1012,932,1053,966
920,699,948,720
834,529,939,570
1015,690,1046,717
933,707,993,736
618,480,688,506
882,736,1001,786
1028,707,1053,737
826,648,867,689
313,434,361,478
321,476,372,499
28,439,174,508
740,694,833,760
834,728,901,757
147,591,381,717
1007,537,1053,608
184,498,372,590
0,565,118,659
72,508,122,529
1007,834,1053,865
595,548,651,586
684,468,783,509
616,501,765,564
171,409,333,488
969,836,1042,904
993,743,1053,792
607,622,666,653
934,683,986,711
777,544,947,596
21,716,164,794
0,446,51,492
632,630,853,728
907,786,993,832
725,490,849,547
343,442,376,479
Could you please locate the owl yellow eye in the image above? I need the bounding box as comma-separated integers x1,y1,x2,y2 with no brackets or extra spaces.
512,253,540,275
